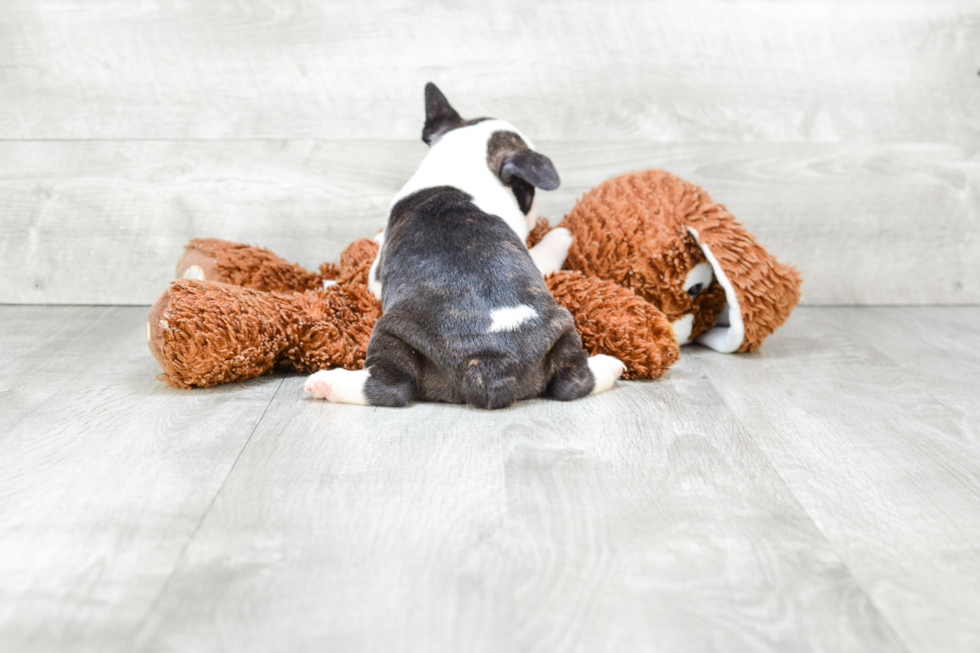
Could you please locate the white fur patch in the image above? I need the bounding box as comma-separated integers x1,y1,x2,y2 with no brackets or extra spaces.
304,368,371,405
368,230,385,300
587,354,626,395
672,314,695,344
390,119,535,244
488,305,538,333
528,227,573,275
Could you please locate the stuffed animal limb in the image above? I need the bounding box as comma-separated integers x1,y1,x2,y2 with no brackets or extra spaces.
175,237,380,293
149,236,679,388
149,240,381,388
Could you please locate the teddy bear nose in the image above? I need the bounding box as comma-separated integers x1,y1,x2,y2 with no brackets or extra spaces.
687,283,704,298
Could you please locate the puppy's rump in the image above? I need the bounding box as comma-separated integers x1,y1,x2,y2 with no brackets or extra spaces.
460,354,521,410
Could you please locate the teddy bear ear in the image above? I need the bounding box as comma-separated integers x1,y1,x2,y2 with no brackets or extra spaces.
685,207,802,353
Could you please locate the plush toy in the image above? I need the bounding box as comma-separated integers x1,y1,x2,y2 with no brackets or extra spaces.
530,169,802,353
147,168,801,389
147,236,680,388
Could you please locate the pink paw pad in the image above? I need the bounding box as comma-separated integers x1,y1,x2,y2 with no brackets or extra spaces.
305,378,333,400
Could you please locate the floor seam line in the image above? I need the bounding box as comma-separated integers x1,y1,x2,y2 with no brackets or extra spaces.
128,374,287,646
687,353,916,653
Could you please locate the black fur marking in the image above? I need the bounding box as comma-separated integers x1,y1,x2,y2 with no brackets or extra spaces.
365,186,594,409
422,83,462,145
422,82,491,144
487,131,560,213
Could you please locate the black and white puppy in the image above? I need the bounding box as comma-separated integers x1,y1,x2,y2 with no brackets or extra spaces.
304,84,624,408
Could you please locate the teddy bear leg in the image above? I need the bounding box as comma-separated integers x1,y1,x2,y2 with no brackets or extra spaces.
147,279,294,388
176,238,329,293
546,271,680,380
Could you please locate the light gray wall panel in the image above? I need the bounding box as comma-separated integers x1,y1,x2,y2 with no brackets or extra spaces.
1,140,975,305
0,1,976,142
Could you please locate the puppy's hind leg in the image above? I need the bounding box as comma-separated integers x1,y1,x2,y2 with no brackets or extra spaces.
304,324,421,407
361,326,423,407
545,329,625,401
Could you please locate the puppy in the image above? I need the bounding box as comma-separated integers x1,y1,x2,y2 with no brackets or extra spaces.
305,84,624,408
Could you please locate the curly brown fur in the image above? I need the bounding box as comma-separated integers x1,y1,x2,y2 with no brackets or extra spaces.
151,238,383,388
545,271,678,379
178,238,331,293
686,205,802,351
148,277,381,389
561,170,801,351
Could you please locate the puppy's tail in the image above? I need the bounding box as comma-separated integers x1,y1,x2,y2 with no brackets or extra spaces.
461,355,520,410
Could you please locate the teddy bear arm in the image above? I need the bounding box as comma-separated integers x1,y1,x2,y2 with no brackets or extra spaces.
279,284,381,374
177,238,326,293
545,271,679,379
147,279,298,388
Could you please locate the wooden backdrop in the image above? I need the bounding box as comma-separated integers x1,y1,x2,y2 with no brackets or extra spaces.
1,0,977,305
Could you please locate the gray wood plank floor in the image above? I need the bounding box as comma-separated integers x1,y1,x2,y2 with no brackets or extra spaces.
1,305,978,653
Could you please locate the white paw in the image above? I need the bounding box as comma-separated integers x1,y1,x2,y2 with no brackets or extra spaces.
529,227,574,275
303,368,371,405
587,354,626,395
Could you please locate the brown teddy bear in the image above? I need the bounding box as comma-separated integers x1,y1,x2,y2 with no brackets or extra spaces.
147,235,680,389
531,169,802,353
147,168,800,389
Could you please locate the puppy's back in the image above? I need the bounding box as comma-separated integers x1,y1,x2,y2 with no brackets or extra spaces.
369,187,583,407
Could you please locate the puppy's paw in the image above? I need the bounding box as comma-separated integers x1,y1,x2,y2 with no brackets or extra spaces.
541,226,574,253
529,227,574,275
587,354,626,395
303,368,371,405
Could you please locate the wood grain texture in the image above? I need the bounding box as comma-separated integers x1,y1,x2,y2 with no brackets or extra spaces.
133,388,517,653
1,140,977,305
3,305,979,651
499,374,904,652
0,306,285,653
843,307,980,442
0,1,977,142
135,382,904,652
687,306,980,653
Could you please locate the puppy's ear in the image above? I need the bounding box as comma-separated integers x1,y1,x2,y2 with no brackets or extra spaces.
499,149,561,191
422,83,463,145
487,131,560,213
499,150,560,214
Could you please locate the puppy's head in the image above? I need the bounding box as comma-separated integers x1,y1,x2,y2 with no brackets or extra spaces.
410,83,560,236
